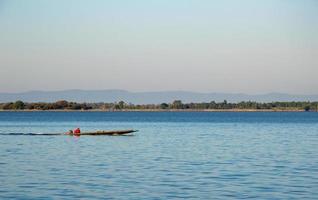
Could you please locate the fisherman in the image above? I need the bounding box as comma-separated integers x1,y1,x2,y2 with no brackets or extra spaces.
73,127,81,136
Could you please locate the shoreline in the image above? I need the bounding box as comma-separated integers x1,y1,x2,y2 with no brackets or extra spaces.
0,109,311,112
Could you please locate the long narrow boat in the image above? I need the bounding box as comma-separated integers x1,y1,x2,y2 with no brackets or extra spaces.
69,129,137,136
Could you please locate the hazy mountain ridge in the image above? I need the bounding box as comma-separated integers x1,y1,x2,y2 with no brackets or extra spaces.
0,90,317,104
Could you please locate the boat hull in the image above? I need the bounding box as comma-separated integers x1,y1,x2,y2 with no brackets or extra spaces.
73,129,137,136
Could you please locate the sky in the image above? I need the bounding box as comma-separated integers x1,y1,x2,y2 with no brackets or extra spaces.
0,0,317,94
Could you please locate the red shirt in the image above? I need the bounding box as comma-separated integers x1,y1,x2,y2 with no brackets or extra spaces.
74,128,81,134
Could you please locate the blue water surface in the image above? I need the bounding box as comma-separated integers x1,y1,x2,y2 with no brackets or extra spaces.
0,111,318,199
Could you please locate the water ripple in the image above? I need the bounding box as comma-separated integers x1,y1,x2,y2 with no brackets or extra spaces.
0,112,318,199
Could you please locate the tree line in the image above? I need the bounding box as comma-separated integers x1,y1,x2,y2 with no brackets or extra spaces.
0,100,317,111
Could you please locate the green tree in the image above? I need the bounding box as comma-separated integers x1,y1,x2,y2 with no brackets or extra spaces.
54,100,69,109
114,104,121,110
172,100,183,109
2,102,14,110
304,105,310,112
160,103,169,109
13,100,25,110
118,101,125,109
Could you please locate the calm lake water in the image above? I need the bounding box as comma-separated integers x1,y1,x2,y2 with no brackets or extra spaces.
0,111,318,199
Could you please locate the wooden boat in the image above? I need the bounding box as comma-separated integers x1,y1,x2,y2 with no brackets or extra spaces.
68,129,137,136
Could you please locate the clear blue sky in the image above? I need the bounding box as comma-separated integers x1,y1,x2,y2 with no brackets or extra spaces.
0,0,317,94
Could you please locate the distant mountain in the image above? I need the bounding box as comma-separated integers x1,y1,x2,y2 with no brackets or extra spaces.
0,90,317,104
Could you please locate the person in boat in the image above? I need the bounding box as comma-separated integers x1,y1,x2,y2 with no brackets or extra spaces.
73,127,81,136
66,128,81,135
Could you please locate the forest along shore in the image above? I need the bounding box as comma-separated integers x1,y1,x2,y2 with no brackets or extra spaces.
0,100,317,112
